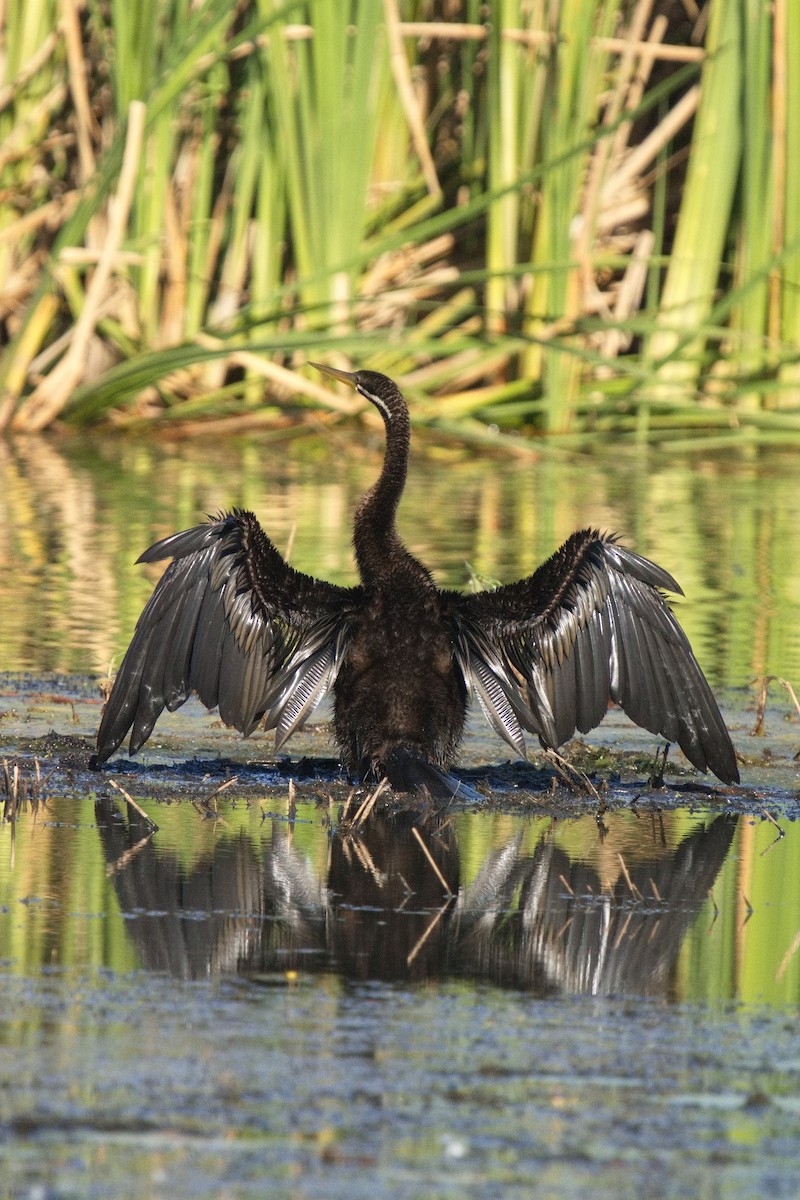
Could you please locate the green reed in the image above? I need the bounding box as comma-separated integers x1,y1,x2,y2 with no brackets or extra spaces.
1,0,799,438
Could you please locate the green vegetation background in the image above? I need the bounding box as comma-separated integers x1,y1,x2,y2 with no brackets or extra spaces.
2,0,799,438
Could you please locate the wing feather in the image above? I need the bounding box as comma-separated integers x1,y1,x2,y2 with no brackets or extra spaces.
96,511,357,763
575,609,611,733
451,529,738,784
470,653,528,759
127,590,192,752
190,582,227,710
273,644,336,749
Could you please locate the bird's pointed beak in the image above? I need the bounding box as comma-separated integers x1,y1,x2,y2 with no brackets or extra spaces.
309,361,358,389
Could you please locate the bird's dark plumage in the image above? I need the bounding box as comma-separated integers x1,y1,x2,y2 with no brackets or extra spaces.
95,365,739,793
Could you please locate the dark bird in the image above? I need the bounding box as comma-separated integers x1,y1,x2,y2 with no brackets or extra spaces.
95,364,739,795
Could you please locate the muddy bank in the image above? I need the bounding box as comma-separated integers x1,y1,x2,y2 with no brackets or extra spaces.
1,673,797,821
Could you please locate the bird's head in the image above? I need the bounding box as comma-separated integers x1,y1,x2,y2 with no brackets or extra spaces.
310,362,405,425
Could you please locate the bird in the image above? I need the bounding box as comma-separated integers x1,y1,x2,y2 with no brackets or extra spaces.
94,363,739,795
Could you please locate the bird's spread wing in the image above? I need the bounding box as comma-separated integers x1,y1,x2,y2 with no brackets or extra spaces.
96,510,358,762
450,529,738,783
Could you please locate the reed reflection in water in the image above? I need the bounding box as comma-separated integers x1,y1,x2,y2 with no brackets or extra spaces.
1,431,799,687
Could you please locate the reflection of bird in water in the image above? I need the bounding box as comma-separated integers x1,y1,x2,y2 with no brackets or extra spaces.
95,365,738,795
96,798,738,994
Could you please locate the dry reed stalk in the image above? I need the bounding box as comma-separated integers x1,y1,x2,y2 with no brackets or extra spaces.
401,23,703,62
751,675,800,737
203,776,239,807
411,826,453,895
12,101,146,432
61,0,97,181
201,18,706,66
340,788,356,824
600,85,700,209
608,14,669,167
193,334,362,415
359,235,456,295
596,35,703,62
574,0,656,308
576,2,678,339
758,809,784,842
397,22,488,41
0,196,79,247
383,0,440,196
0,27,63,113
57,247,145,267
542,748,602,800
596,229,655,360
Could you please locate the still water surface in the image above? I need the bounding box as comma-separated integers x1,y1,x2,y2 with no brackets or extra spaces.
1,428,799,1197
2,428,800,681
2,790,800,1198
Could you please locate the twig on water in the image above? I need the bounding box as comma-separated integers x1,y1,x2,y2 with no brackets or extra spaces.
411,825,453,895
776,927,800,982
108,778,159,832
350,778,391,829
612,908,636,951
2,757,47,823
349,836,387,887
617,852,643,900
406,898,454,967
106,835,154,877
340,787,356,825
2,759,19,823
759,809,785,854
543,748,602,800
191,776,237,822
707,887,719,932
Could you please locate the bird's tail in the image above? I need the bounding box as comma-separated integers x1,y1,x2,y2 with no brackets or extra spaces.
382,747,479,803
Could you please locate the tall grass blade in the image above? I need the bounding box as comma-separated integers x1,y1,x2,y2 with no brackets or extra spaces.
644,0,743,403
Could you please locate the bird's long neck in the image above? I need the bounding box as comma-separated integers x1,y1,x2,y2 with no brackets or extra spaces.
354,406,432,590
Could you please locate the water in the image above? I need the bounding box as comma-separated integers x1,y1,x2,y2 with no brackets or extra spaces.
2,430,800,682
2,791,800,1197
1,430,799,1196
